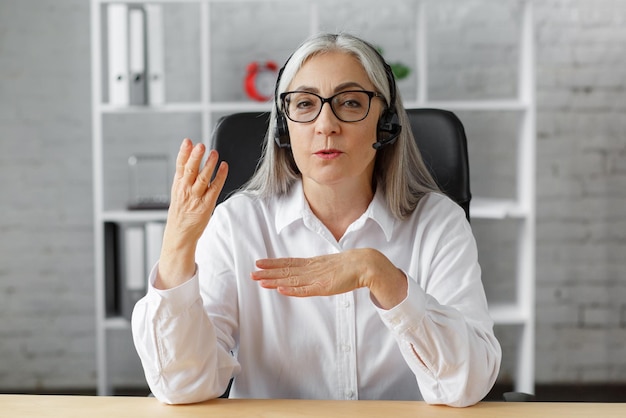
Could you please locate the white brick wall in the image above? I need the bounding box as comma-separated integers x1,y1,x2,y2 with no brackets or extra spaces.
0,0,625,391
534,0,626,383
0,0,96,389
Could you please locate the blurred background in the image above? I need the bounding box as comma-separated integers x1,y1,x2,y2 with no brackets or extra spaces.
0,0,624,401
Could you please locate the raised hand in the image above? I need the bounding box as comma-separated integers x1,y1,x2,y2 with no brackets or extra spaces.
156,138,229,289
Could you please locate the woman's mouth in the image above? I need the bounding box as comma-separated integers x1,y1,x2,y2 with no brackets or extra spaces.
315,149,342,159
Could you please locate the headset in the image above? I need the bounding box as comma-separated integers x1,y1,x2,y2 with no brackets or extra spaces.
273,41,402,150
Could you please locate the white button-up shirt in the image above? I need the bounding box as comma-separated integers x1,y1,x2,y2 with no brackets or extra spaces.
132,181,501,406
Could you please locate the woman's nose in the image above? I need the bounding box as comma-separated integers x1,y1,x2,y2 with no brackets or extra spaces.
315,102,340,135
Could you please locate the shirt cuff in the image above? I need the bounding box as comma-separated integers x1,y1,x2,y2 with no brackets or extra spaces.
376,275,427,334
144,261,201,318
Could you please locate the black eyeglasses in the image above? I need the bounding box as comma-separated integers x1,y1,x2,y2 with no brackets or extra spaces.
280,90,384,123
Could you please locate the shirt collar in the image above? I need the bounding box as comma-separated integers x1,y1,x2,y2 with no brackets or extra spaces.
275,180,396,241
275,180,307,234
365,188,396,242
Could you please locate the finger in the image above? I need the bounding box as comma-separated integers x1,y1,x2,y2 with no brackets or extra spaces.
191,149,219,195
256,273,302,289
174,138,193,180
181,142,206,187
255,257,306,270
259,274,324,297
206,160,229,200
250,267,290,281
277,283,323,297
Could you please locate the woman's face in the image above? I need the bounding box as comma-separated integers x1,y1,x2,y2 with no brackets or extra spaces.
285,51,383,192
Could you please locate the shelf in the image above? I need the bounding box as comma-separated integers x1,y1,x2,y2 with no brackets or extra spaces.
489,304,530,325
101,102,206,113
405,99,529,112
105,306,528,330
94,0,293,4
100,99,527,115
208,101,272,113
101,210,168,223
104,317,131,330
100,101,272,114
471,198,528,220
99,199,526,223
104,305,529,330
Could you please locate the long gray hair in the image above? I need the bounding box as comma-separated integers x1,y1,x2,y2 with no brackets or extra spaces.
243,33,439,219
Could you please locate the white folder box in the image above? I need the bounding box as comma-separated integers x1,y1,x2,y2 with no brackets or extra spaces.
120,225,146,319
107,4,129,106
145,4,165,105
144,221,165,275
128,6,147,105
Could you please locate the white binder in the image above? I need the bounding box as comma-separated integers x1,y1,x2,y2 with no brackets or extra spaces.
144,221,165,276
145,4,165,105
121,225,146,318
128,6,147,105
107,4,129,106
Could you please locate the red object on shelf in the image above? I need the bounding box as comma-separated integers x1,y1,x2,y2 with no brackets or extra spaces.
244,60,279,102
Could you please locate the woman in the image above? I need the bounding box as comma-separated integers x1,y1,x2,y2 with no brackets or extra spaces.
132,33,501,407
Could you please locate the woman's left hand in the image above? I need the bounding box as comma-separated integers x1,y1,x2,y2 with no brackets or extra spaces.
251,248,408,309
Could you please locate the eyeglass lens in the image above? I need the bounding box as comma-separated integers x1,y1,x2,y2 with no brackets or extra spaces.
283,91,373,123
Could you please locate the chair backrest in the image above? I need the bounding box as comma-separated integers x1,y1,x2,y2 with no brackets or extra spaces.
211,112,270,205
406,108,471,219
211,109,471,219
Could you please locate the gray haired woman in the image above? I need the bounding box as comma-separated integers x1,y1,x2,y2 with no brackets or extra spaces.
132,32,501,407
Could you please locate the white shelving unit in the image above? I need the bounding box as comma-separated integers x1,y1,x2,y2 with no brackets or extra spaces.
91,0,535,396
401,0,536,394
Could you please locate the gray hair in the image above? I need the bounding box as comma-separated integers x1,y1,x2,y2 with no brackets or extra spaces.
243,33,439,219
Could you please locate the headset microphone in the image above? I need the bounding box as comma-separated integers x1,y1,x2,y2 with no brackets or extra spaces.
373,111,402,150
372,132,401,150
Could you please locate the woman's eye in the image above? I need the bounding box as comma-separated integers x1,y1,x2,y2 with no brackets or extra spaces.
339,97,363,108
343,99,361,108
296,100,314,109
336,92,366,108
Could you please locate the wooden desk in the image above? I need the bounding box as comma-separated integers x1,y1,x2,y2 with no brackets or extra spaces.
2,395,625,418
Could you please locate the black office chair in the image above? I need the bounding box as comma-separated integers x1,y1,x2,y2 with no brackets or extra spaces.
405,109,471,219
211,109,471,220
212,112,270,205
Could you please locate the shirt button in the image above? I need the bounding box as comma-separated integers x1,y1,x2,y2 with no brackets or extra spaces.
342,300,350,308
345,389,354,399
342,344,351,353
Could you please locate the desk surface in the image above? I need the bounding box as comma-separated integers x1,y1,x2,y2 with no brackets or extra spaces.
2,395,626,418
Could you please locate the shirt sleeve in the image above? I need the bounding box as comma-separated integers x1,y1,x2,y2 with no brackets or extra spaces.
376,204,502,407
131,261,240,404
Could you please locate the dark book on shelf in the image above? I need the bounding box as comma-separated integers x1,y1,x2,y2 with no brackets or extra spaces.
104,222,121,317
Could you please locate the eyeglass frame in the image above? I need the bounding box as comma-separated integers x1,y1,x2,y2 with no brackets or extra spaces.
279,90,386,123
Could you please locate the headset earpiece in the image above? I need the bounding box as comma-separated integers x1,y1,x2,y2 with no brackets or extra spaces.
274,112,291,148
372,59,402,150
273,64,292,148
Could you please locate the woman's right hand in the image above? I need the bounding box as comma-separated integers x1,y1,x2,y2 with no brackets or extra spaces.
155,138,229,289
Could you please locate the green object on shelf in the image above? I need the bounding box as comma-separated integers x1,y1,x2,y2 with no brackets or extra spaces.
390,63,410,80
376,46,411,80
